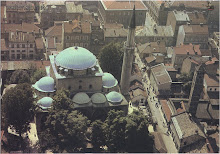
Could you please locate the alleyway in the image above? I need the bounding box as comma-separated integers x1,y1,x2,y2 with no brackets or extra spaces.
134,51,178,153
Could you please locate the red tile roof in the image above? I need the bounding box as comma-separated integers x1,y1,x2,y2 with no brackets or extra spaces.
1,39,9,51
174,44,201,55
101,0,147,10
205,57,218,65
64,20,91,34
1,61,50,71
160,100,172,122
171,1,207,9
45,24,62,37
204,74,219,87
183,25,208,34
1,22,40,33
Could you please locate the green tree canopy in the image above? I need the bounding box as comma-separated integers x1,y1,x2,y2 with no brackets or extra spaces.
93,110,154,153
39,90,89,153
2,83,34,138
98,42,124,81
91,120,106,151
178,73,193,95
178,72,193,83
39,110,89,153
9,70,30,84
30,69,47,83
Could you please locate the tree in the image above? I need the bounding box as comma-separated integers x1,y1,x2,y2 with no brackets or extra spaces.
100,110,154,153
30,69,46,83
91,120,106,151
38,90,89,153
9,70,30,84
39,110,89,153
2,83,34,140
178,72,193,83
98,42,124,81
178,73,193,95
126,111,154,152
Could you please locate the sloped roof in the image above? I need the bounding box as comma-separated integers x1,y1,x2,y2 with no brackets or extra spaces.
183,24,208,34
105,28,128,37
172,112,206,139
101,0,147,10
64,20,91,34
174,44,201,55
35,37,44,49
188,12,207,25
45,24,62,37
151,63,172,85
196,101,219,120
204,74,219,87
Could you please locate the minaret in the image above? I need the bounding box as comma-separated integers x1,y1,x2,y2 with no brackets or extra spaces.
188,64,205,116
120,6,136,96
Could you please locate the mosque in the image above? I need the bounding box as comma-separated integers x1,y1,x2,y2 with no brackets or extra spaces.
33,7,136,130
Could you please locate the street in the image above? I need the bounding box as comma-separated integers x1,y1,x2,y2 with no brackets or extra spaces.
134,51,178,153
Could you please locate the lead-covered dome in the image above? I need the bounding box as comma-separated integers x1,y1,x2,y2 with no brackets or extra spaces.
33,76,55,92
102,73,118,88
55,46,97,70
106,91,123,103
37,97,53,110
72,92,91,104
91,93,107,104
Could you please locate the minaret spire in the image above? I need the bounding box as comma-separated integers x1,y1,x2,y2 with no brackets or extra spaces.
120,5,136,96
129,5,136,29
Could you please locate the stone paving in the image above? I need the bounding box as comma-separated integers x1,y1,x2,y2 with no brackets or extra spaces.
134,52,178,153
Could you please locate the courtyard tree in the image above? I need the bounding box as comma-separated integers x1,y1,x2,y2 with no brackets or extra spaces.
98,42,124,81
38,90,89,153
2,83,35,139
91,120,106,151
39,110,90,153
9,69,30,84
178,73,193,95
30,69,47,83
99,110,154,153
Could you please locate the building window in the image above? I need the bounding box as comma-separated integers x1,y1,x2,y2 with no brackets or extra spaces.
22,50,25,52
17,44,19,48
9,20,11,23
17,54,20,59
214,88,217,91
22,54,26,59
210,88,212,91
79,85,82,89
30,50,33,53
66,36,70,40
17,50,20,53
89,85,92,89
79,80,82,83
11,54,15,59
22,44,25,48
8,14,11,18
29,54,33,59
30,44,33,48
11,50,15,53
11,44,14,48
